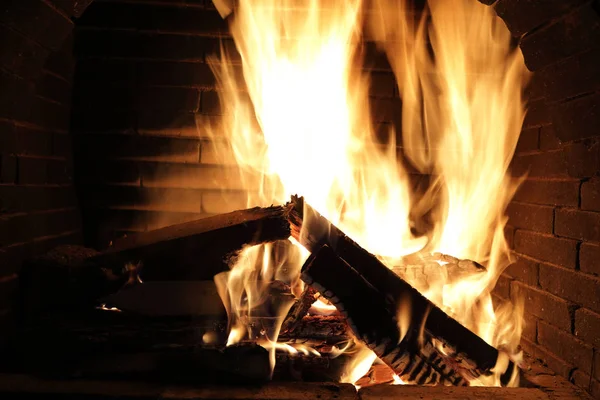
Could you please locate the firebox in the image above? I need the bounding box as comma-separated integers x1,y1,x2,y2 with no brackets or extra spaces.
0,0,599,399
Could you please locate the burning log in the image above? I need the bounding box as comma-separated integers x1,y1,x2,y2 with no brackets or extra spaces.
280,285,320,334
392,253,486,294
279,315,349,340
88,204,293,281
289,196,517,386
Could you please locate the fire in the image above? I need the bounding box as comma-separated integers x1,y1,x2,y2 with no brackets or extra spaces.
207,0,529,387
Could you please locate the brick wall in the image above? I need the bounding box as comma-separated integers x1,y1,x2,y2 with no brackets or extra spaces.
0,0,92,341
23,0,600,397
71,0,402,247
485,0,600,397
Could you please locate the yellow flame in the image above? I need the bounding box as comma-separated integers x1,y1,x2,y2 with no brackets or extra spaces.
369,0,529,359
208,0,529,386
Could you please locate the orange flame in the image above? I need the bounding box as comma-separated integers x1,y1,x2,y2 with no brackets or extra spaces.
207,0,529,386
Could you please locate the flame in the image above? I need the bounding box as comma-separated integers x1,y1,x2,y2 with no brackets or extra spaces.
369,0,529,360
207,0,529,386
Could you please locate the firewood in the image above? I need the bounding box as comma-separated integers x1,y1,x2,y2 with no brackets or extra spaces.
289,196,517,386
281,285,320,334
89,204,293,281
301,244,466,386
18,245,143,320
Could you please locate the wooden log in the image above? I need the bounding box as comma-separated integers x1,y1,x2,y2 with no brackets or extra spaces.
281,285,320,334
18,245,143,320
89,204,293,281
279,315,349,340
301,244,466,386
289,196,517,385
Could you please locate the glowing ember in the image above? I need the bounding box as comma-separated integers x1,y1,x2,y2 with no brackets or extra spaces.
207,0,529,387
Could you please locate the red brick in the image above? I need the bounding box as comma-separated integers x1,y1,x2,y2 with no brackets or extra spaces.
200,90,222,115
494,0,588,37
505,255,539,286
522,99,551,128
510,150,567,177
75,58,136,87
555,209,600,242
78,2,228,37
539,47,600,103
524,72,546,102
27,96,70,131
561,139,600,178
580,243,600,276
540,263,600,313
592,377,600,399
17,156,47,184
78,159,140,185
46,158,72,185
521,337,574,379
137,61,216,88
539,125,562,150
0,120,17,153
147,210,208,231
52,133,72,158
506,202,554,233
504,225,515,249
14,126,52,156
139,111,211,138
36,72,71,106
0,22,50,79
537,320,593,374
44,34,74,81
0,0,73,51
71,109,135,133
141,162,254,191
575,308,600,348
75,133,201,163
553,93,600,143
0,185,77,213
493,274,512,299
0,208,80,247
514,231,577,268
515,128,539,154
511,281,573,332
0,154,17,184
138,87,200,112
570,369,593,395
582,178,600,212
80,185,203,214
519,2,600,71
75,30,211,61
513,179,579,206
522,311,538,343
595,351,600,381
202,191,251,215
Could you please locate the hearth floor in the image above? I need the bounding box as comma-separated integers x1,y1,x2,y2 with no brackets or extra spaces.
0,368,591,400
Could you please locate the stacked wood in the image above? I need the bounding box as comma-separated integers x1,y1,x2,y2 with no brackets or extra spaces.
288,196,517,386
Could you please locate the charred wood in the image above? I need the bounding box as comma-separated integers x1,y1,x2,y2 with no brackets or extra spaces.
301,244,466,386
18,245,142,320
281,285,320,334
88,204,293,281
289,196,516,385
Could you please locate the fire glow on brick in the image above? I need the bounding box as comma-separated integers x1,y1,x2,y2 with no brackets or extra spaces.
206,0,530,388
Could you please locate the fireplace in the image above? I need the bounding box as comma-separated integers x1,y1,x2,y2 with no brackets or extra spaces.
0,0,599,398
